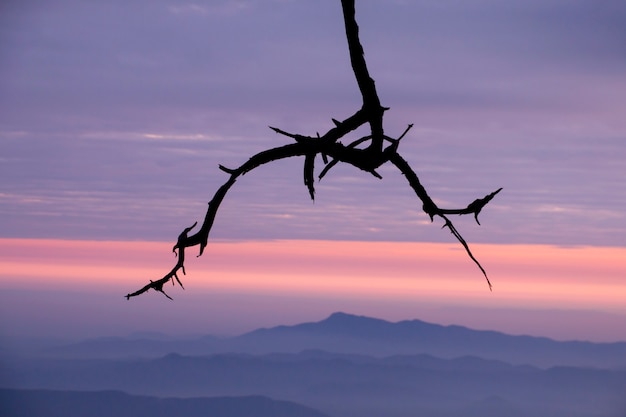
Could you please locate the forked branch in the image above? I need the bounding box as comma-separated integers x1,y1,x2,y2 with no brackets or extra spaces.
125,0,501,300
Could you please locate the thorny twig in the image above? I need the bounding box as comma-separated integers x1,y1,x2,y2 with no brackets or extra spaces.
126,0,501,300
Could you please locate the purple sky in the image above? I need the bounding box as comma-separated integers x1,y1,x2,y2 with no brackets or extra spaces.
1,0,625,246
1,1,626,346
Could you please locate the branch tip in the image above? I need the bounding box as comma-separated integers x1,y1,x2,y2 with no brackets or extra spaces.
219,164,236,174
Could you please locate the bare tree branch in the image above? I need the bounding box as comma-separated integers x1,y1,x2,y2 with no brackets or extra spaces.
126,0,502,300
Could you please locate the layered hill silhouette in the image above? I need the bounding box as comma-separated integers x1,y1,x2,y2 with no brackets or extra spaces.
4,350,625,417
3,313,626,417
43,312,626,368
0,388,330,417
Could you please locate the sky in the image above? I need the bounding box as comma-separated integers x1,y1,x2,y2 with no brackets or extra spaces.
0,0,625,343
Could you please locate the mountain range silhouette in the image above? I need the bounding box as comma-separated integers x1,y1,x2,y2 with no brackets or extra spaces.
3,312,625,417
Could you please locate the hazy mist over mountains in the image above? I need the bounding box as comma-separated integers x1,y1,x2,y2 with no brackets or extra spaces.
2,312,625,417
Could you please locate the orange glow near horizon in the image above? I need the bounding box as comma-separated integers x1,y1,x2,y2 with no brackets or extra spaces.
1,238,625,314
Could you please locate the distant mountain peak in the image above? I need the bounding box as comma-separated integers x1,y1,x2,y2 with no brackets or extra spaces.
320,312,433,333
327,311,352,319
325,311,378,322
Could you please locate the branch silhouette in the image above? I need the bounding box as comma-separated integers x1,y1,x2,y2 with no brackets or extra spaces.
126,0,501,300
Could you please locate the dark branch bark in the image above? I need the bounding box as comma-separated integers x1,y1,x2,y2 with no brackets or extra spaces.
125,0,501,300
341,0,385,152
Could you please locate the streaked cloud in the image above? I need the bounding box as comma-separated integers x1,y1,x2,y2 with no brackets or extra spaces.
1,238,624,341
0,0,624,246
